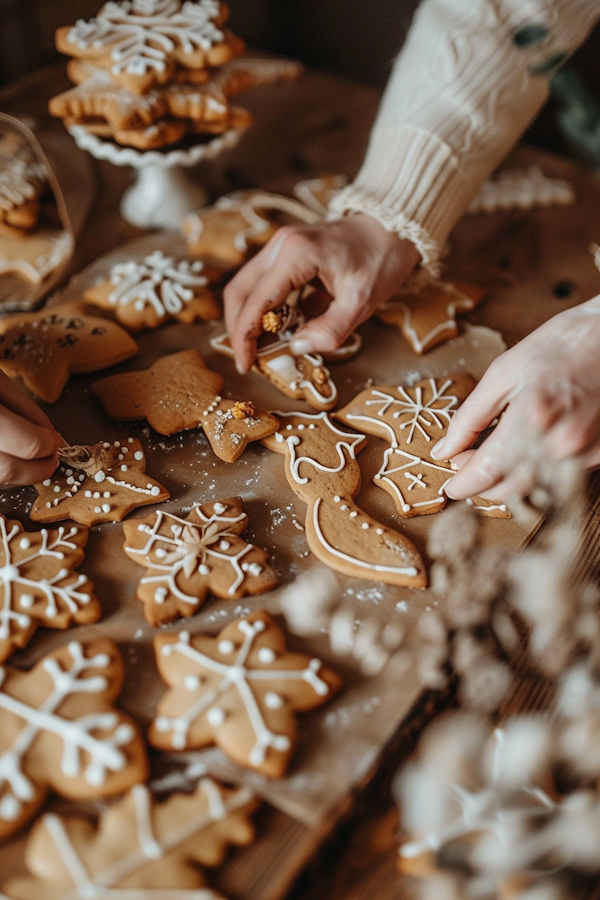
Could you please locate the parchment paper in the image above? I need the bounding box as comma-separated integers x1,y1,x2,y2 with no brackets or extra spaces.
0,232,531,834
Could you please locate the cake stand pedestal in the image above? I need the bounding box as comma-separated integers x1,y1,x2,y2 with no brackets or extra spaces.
68,125,246,230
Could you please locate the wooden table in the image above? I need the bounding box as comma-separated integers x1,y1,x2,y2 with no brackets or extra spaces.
2,62,600,900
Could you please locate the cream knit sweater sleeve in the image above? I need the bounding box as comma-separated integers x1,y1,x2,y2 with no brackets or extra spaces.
327,0,600,274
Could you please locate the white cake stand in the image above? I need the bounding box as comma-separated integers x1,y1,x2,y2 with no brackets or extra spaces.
68,125,247,230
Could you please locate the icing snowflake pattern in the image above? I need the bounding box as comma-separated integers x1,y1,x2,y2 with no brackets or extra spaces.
150,611,340,776
0,639,146,839
0,515,99,663
107,251,209,317
67,0,225,77
123,499,279,626
0,158,44,213
364,379,459,446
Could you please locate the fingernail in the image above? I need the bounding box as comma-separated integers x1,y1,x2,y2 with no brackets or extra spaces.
235,360,247,375
443,478,456,499
430,438,447,460
291,339,312,355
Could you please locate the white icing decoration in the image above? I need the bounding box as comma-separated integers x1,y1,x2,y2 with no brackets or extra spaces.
212,502,226,514
374,447,452,514
106,251,207,319
467,165,575,214
258,647,275,664
275,411,365,486
0,518,90,644
67,0,224,78
129,507,255,603
264,691,283,710
0,156,45,212
206,706,226,726
0,642,136,822
218,640,234,655
157,620,329,764
41,778,252,898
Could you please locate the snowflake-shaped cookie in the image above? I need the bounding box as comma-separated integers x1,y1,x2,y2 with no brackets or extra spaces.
376,276,486,354
57,0,235,95
92,349,279,462
336,375,509,518
84,251,220,332
0,514,100,664
1,780,256,899
123,498,279,626
0,637,148,842
150,610,342,778
31,438,169,526
0,302,137,403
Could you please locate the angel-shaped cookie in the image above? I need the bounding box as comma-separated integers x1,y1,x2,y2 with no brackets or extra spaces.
0,302,137,403
262,411,427,586
123,498,280,626
150,610,341,778
83,250,221,332
335,375,509,519
92,349,279,463
376,276,486,354
31,438,169,526
0,514,100,663
0,637,148,842
183,189,319,268
2,779,257,899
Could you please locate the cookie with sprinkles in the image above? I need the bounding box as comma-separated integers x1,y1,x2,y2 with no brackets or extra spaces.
91,349,279,463
122,497,279,626
149,609,341,778
30,439,169,526
0,514,100,664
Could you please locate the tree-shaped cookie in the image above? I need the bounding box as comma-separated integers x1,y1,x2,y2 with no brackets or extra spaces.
0,637,148,842
0,302,137,403
1,779,257,898
0,514,100,664
123,497,279,626
31,438,169,526
262,411,427,587
83,250,221,332
335,375,509,518
376,276,486,354
92,349,279,463
183,189,318,268
150,610,342,778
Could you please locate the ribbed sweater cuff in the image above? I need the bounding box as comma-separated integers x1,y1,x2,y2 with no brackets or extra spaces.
327,127,477,276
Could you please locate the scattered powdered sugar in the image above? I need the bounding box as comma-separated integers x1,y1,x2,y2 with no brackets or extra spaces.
324,696,381,728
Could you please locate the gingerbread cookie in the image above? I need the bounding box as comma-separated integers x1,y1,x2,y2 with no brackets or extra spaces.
467,165,575,214
0,302,137,403
123,497,279,626
0,153,46,234
376,276,486,354
183,189,319,268
92,349,279,462
262,411,427,587
83,251,220,331
335,375,509,519
150,610,341,778
0,231,73,286
0,637,148,842
0,515,100,664
31,439,169,526
55,0,237,96
2,779,256,899
292,174,348,217
211,329,361,412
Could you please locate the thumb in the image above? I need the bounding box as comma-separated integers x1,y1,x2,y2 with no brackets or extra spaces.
291,292,363,355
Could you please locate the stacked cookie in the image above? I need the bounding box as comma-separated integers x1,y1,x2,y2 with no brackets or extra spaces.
0,133,47,237
49,0,300,151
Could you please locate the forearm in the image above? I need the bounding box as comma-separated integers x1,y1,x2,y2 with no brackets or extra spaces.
328,0,600,273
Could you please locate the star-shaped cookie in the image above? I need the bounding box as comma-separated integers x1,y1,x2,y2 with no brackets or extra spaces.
0,637,147,842
149,610,342,778
83,251,221,332
0,302,137,403
0,514,100,663
123,497,280,626
31,438,169,526
92,349,279,463
376,276,486,354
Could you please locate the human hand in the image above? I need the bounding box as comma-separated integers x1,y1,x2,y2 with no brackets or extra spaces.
0,370,62,487
431,296,600,501
223,213,421,373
